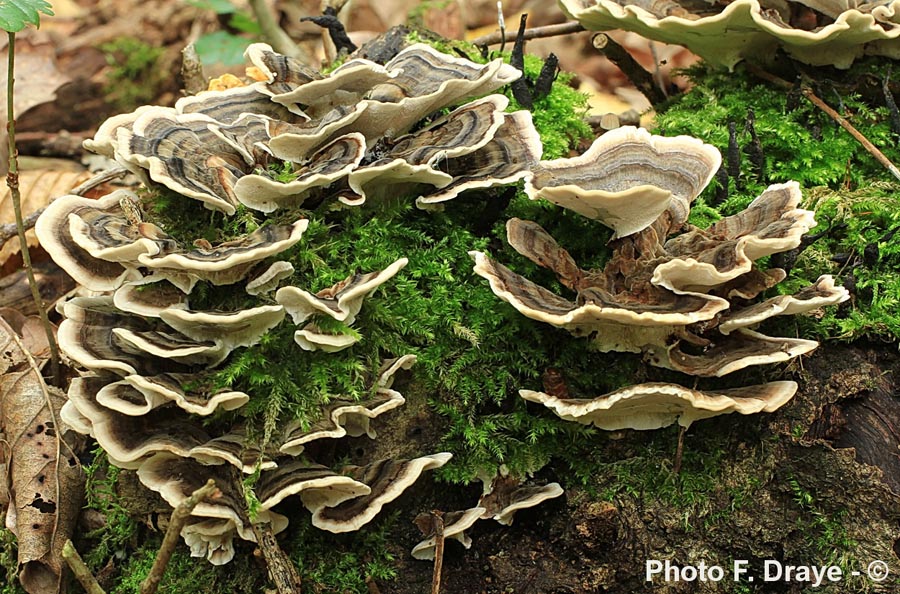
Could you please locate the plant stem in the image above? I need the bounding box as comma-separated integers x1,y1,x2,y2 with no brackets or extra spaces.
6,31,61,386
139,479,219,594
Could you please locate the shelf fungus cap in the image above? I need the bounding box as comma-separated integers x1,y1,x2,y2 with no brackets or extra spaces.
256,460,372,510
246,261,294,296
416,110,543,207
113,279,188,318
306,453,453,533
653,182,816,293
478,476,565,526
116,110,249,214
718,275,850,335
348,95,509,203
137,219,309,290
95,376,246,417
411,507,486,560
279,355,415,455
266,103,368,160
293,325,360,352
234,133,366,213
526,126,721,238
559,0,900,69
662,328,819,377
469,249,728,332
35,191,152,291
521,380,798,430
276,258,408,326
158,304,285,349
353,44,520,140
67,376,267,471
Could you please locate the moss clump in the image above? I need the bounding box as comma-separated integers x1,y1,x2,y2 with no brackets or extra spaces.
100,38,165,111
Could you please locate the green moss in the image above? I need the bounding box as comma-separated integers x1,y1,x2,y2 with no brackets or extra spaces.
82,450,141,569
0,526,24,594
100,37,165,111
289,512,398,593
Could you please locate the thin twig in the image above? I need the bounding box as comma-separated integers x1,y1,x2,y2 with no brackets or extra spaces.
139,479,220,594
470,20,584,47
592,33,667,106
430,511,445,594
673,425,686,475
247,0,310,62
6,31,61,387
62,540,106,594
747,64,900,182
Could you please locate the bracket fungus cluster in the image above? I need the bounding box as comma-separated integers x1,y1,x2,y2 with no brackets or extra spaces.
33,34,847,570
470,125,848,431
560,0,900,68
33,39,552,564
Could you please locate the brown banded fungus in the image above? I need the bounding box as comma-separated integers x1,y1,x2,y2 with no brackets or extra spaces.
471,126,847,428
560,0,900,68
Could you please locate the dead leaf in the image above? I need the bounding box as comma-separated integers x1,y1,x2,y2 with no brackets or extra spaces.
0,318,84,594
0,167,88,266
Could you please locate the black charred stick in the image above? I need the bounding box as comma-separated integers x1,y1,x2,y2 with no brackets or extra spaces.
533,53,559,102
301,7,357,54
727,121,742,189
510,14,533,108
883,67,900,135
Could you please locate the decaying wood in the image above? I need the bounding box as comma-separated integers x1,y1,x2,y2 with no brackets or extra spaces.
139,479,220,594
250,521,304,594
180,43,206,96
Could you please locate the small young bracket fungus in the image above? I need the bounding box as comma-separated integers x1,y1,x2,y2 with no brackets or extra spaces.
411,507,486,560
477,475,565,526
279,355,415,455
521,380,798,430
278,257,407,321
246,261,295,296
560,0,900,68
307,453,453,533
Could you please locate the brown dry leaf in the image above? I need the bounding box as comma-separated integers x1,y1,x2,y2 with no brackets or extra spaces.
0,167,88,266
0,318,85,594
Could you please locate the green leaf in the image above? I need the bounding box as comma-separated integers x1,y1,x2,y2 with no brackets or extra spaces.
193,30,250,66
0,0,54,32
186,0,236,14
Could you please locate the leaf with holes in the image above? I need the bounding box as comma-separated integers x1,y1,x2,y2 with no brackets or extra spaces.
0,317,84,594
0,0,54,32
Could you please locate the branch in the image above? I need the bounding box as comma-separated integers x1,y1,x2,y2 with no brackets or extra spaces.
247,0,311,62
430,511,445,594
470,21,584,47
592,33,667,106
62,540,106,594
139,479,220,594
